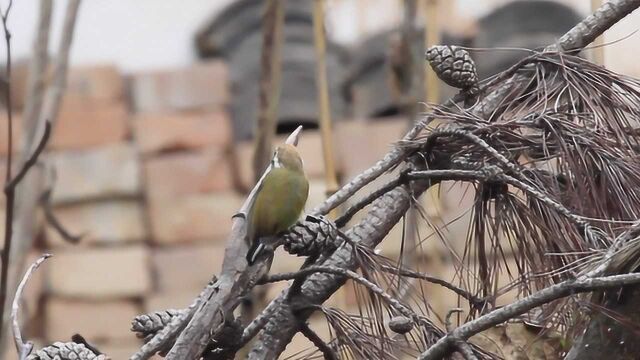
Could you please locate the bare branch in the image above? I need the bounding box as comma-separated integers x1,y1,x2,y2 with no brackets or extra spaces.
378,265,485,309
11,254,51,359
21,0,51,149
419,272,640,360
39,167,82,244
5,121,51,191
0,0,15,343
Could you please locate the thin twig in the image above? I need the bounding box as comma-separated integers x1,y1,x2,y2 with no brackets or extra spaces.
4,121,51,191
0,0,15,343
6,0,81,342
239,296,282,348
380,265,485,309
299,322,338,360
419,272,640,360
40,188,83,244
11,253,50,360
335,175,404,228
259,265,417,320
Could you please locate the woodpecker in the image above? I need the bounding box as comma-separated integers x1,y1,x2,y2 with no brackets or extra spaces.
246,126,309,265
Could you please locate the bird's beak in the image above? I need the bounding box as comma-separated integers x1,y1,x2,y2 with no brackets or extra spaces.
285,125,303,146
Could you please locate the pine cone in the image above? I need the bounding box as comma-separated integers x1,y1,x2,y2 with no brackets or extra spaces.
388,316,414,334
131,309,185,341
283,215,340,257
425,45,478,91
26,342,108,360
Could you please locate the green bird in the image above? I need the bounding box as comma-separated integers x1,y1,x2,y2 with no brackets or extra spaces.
246,126,309,265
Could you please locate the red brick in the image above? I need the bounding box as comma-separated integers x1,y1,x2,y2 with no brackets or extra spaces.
49,98,129,150
49,143,141,204
45,246,151,299
66,65,124,103
133,111,231,154
148,193,243,244
152,244,225,293
45,298,139,343
129,61,228,113
45,200,147,247
143,149,233,201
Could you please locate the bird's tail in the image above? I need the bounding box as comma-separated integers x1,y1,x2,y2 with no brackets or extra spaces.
246,239,266,265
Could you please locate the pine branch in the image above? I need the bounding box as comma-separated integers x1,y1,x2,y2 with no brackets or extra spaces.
418,272,640,360
247,1,640,358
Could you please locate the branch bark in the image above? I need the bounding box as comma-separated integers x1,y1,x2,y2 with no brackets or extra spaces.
418,272,640,360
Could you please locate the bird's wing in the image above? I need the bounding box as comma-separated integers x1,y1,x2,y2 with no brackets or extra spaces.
239,162,272,217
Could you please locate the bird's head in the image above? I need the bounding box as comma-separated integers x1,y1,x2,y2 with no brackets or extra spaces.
272,125,304,173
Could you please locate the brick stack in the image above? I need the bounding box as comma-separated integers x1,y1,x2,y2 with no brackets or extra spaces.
5,60,242,358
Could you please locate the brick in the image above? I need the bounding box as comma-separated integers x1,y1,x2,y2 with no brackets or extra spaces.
45,246,151,299
152,244,225,293
129,61,228,113
336,117,407,179
144,291,198,313
148,192,243,244
143,149,233,201
1,59,29,110
234,129,337,189
603,10,640,77
133,111,231,154
45,200,147,247
49,143,141,204
66,65,125,103
306,179,327,211
45,298,139,343
0,112,23,156
270,247,306,274
50,98,129,150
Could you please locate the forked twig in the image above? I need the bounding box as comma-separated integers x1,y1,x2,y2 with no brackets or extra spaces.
11,253,51,360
